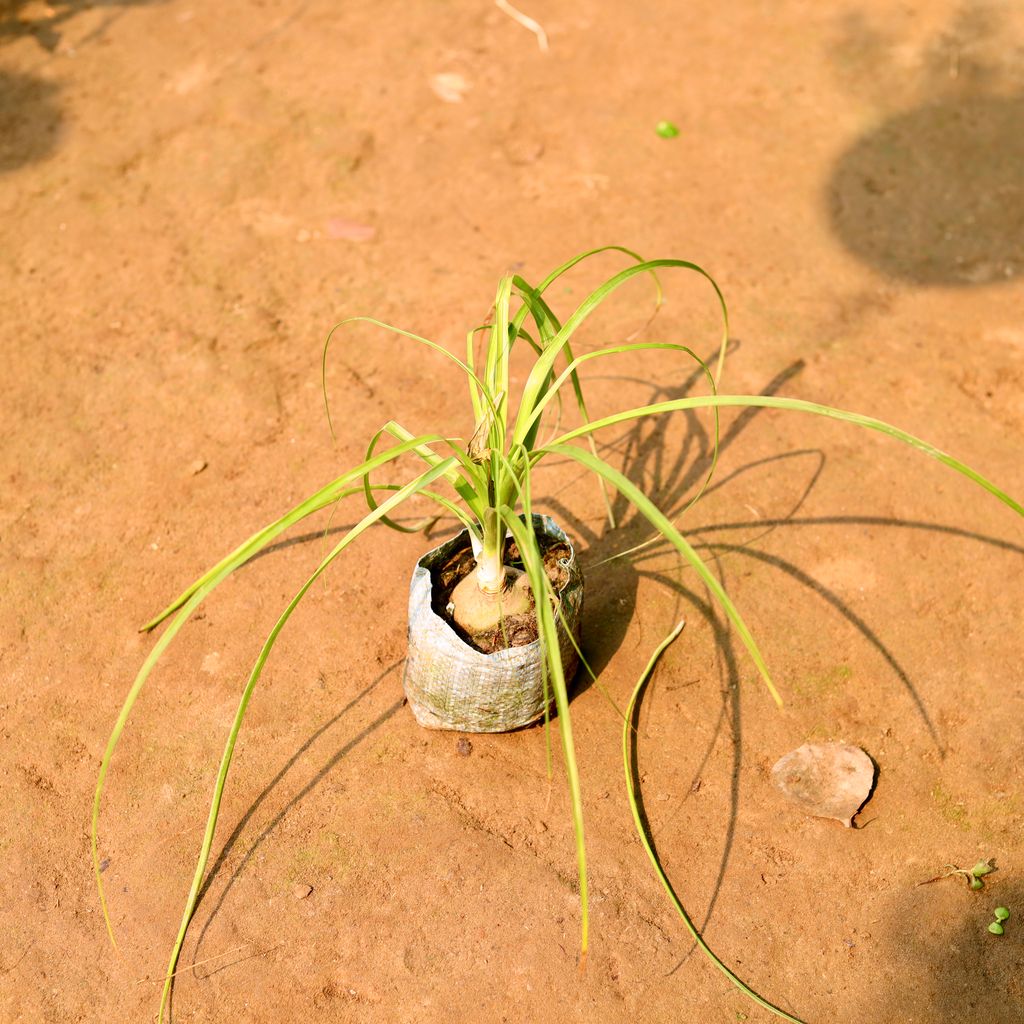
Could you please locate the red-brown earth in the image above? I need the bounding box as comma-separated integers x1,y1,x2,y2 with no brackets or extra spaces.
2,1,1023,1021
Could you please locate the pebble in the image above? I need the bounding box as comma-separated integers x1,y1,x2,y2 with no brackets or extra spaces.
430,72,470,103
292,883,313,900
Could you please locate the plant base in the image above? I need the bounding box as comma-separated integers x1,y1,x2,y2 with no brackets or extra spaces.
403,515,584,732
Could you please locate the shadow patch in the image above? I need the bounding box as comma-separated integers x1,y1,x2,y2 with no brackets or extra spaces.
828,93,1024,286
0,68,62,174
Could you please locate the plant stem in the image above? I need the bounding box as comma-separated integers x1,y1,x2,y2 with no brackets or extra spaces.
476,508,506,594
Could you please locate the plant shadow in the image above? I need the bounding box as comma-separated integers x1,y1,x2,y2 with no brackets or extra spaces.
535,344,1024,965
172,660,405,1018
0,67,61,174
1,1,170,175
545,350,809,692
0,0,166,53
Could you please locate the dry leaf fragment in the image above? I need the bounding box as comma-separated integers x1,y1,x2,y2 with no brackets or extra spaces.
771,742,875,827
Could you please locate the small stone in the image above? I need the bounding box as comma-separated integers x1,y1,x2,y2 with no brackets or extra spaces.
535,820,548,834
501,134,544,166
456,737,472,757
430,72,470,103
293,883,313,900
188,458,208,476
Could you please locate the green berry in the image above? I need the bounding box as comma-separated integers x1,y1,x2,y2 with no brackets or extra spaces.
655,120,680,139
988,922,1004,935
994,907,1010,922
971,861,994,878
969,877,983,890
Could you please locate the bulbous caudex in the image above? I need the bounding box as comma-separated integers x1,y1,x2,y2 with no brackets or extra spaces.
449,508,536,642
449,564,534,639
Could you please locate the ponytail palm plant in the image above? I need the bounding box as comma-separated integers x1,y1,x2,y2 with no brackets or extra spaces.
93,247,1024,1022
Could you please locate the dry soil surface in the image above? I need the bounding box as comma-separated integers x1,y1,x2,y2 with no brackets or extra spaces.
2,2,1024,1022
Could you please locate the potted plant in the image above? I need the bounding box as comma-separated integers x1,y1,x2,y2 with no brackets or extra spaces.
92,247,1022,1022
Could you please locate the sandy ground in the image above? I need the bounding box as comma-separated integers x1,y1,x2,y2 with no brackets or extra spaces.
2,1,1024,1021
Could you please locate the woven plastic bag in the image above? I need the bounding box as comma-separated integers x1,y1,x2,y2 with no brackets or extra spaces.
403,515,584,732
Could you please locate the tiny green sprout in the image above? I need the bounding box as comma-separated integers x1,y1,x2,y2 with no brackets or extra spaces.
988,922,1004,936
994,907,1010,922
655,120,680,138
919,859,998,890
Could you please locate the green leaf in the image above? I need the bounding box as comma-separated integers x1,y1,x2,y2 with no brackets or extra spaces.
157,457,458,1022
512,258,728,448
547,394,1024,520
623,621,803,1022
501,508,589,958
93,433,456,949
545,442,783,706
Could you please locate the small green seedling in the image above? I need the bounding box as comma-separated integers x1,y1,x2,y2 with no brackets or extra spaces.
990,906,1011,934
918,859,996,890
655,119,680,138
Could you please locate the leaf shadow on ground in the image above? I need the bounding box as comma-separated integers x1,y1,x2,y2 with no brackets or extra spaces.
175,660,405,1017
543,350,808,692
538,347,1024,971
